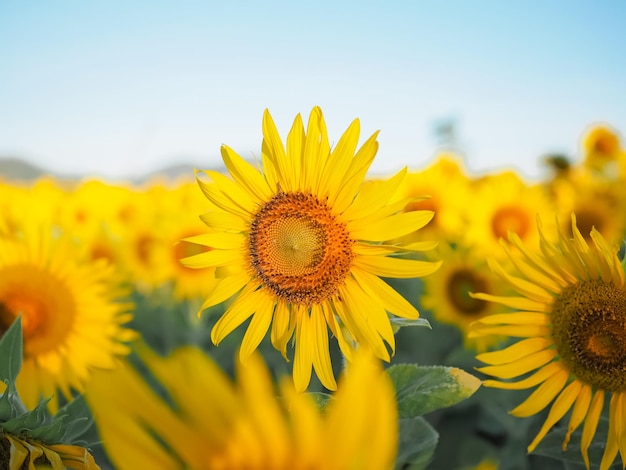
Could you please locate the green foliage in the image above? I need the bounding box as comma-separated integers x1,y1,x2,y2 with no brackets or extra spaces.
388,363,481,418
0,314,23,389
395,417,439,470
388,362,481,468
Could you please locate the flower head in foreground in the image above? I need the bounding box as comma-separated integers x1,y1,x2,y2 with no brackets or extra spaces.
469,215,626,470
0,221,135,412
181,107,439,391
86,345,398,470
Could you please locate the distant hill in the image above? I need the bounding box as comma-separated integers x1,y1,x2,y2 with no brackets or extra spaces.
0,157,49,181
0,156,225,184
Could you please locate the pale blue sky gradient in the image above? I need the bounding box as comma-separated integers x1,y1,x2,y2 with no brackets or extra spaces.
1,1,625,180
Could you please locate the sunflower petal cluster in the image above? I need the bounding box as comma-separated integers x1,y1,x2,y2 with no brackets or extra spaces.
182,106,440,391
85,344,398,470
469,214,626,470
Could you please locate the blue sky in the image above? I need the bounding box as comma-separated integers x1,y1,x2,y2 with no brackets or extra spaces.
1,1,625,181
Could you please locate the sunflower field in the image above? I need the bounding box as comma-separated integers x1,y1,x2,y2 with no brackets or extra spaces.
0,108,625,470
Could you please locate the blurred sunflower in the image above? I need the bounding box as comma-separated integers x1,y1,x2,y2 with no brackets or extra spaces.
549,170,626,246
161,181,216,301
463,170,556,259
0,221,136,412
390,153,470,242
182,107,439,391
420,241,508,353
582,123,622,174
86,345,397,470
469,215,626,469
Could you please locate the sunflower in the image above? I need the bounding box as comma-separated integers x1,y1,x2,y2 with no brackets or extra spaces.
0,220,135,412
582,123,622,174
420,241,509,353
181,107,439,391
0,431,99,469
85,344,397,470
549,170,626,247
469,214,626,469
390,153,471,243
463,170,557,259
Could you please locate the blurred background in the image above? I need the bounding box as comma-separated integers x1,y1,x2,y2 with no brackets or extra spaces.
1,0,625,182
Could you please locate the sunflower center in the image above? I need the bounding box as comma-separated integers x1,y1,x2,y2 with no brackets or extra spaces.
552,280,626,391
249,191,354,305
0,265,75,358
446,269,489,316
491,206,531,240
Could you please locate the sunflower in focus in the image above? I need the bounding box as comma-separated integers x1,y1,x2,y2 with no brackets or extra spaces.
420,241,508,353
0,220,135,412
86,345,397,470
469,215,626,469
182,107,439,391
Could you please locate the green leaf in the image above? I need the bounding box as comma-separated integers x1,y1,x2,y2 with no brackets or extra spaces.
1,396,51,434
52,395,95,444
0,315,23,387
388,364,481,417
394,417,439,470
0,388,26,420
390,317,431,330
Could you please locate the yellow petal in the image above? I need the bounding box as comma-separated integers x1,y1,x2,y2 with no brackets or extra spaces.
330,132,379,214
302,106,330,193
198,271,249,314
239,294,275,360
262,109,290,189
310,304,337,391
562,383,591,451
270,301,293,360
180,248,241,268
467,324,550,338
476,337,553,365
477,349,556,379
510,368,568,417
221,144,272,203
472,312,550,326
351,267,420,319
318,118,360,198
581,390,604,469
182,232,244,249
469,292,548,312
487,257,553,303
482,361,563,390
342,168,407,222
286,112,304,189
211,286,269,345
293,306,313,392
349,211,434,241
527,380,582,452
354,255,441,279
